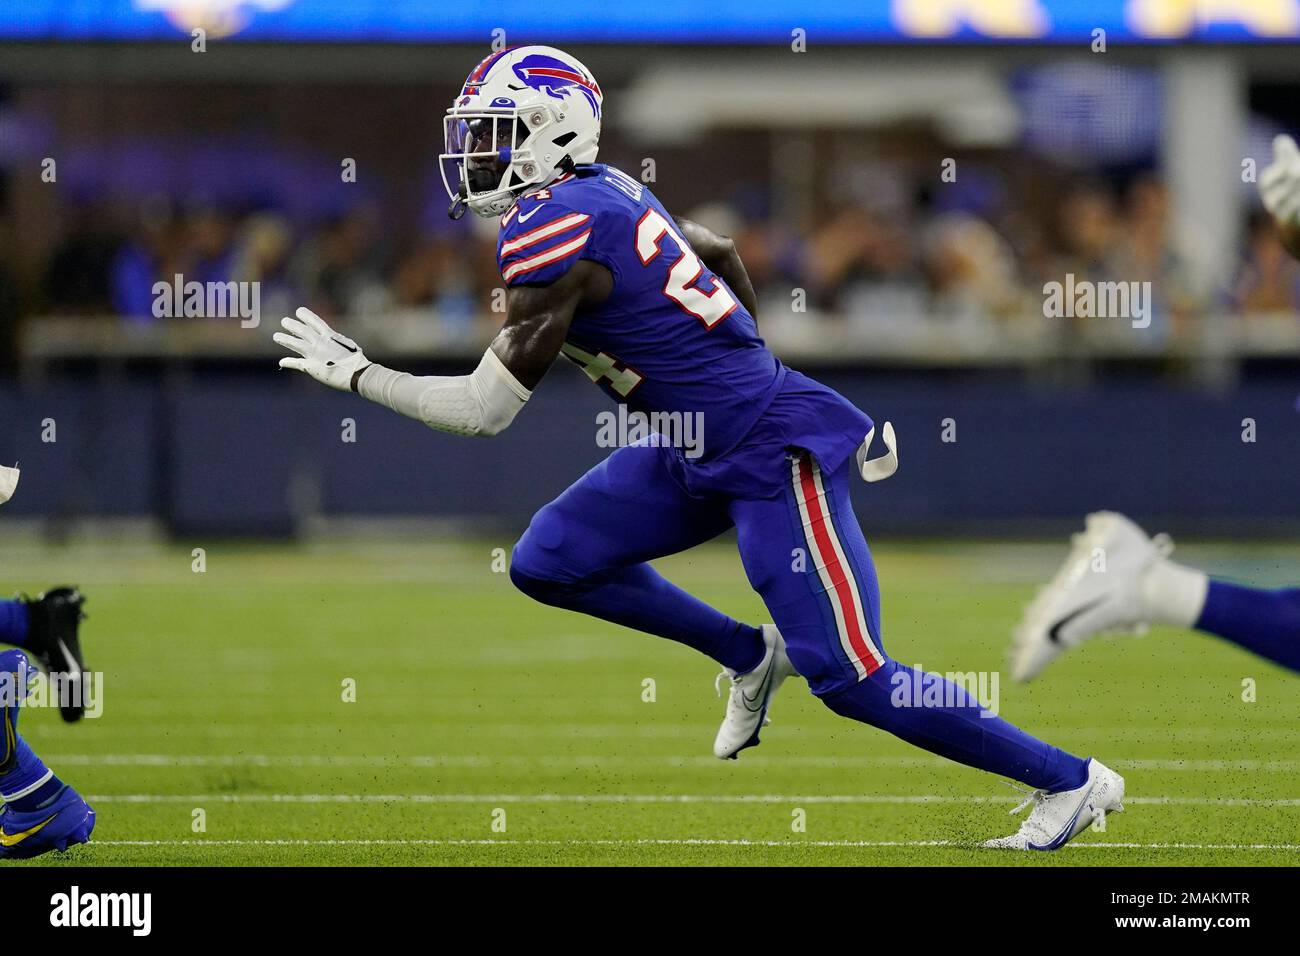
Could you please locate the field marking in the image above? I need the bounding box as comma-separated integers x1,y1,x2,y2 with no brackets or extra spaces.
87,838,1300,851
48,753,1300,772
31,723,1300,742
84,793,1300,807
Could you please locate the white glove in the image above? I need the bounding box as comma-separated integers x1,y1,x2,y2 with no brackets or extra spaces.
0,464,18,505
1260,134,1300,226
274,307,371,392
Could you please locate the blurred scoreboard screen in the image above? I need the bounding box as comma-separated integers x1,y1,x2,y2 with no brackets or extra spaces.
5,0,1300,43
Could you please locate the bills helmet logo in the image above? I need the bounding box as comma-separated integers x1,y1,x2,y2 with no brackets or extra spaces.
512,54,602,117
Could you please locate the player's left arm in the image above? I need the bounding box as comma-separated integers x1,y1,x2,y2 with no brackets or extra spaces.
673,216,760,319
275,260,610,437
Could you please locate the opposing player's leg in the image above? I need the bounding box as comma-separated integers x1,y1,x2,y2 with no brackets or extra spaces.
509,437,774,663
730,451,1122,850
0,588,90,722
1012,512,1300,681
0,598,27,647
0,650,95,859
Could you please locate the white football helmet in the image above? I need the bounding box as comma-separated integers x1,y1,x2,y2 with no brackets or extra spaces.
440,46,603,219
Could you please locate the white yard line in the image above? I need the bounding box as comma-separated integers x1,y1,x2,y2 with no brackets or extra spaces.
48,753,1300,771
31,723,1296,741
88,838,1300,851
84,793,1300,806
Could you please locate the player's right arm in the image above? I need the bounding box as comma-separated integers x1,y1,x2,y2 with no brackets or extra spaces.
274,260,611,437
1260,134,1300,261
673,216,760,319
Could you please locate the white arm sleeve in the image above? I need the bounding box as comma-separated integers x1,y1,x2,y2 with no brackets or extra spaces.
355,348,531,437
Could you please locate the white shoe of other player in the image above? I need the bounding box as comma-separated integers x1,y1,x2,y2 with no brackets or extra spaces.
983,759,1125,851
713,624,798,760
1011,511,1206,683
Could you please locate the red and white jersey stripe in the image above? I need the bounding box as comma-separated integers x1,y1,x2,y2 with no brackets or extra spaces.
790,454,886,680
500,212,591,258
501,228,593,283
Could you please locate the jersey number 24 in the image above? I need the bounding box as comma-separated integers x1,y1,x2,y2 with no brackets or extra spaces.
634,208,738,330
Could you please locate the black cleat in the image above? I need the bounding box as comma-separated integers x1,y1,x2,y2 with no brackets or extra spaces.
20,587,89,722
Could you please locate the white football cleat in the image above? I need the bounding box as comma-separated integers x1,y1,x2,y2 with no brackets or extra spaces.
713,625,798,760
983,758,1125,851
1011,511,1174,683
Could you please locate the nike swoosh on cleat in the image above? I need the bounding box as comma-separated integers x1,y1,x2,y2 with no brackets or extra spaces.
1027,783,1095,851
740,658,775,713
1047,598,1105,645
0,813,57,847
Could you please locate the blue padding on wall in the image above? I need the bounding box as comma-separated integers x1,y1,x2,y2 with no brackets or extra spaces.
2,369,1297,535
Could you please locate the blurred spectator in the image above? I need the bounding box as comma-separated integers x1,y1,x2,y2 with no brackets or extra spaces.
231,212,297,324
108,195,185,321
922,212,1026,327
185,203,236,290
1232,209,1300,314
41,202,118,315
294,205,388,321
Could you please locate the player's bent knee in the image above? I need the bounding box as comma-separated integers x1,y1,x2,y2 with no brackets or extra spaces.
508,541,554,597
509,563,550,602
508,533,582,602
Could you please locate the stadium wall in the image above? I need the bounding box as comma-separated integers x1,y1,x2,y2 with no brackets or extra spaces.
0,367,1295,537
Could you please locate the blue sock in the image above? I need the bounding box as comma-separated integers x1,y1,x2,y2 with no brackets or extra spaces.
1,650,59,806
511,563,766,672
823,660,1090,793
7,775,66,812
0,599,29,649
1196,581,1300,673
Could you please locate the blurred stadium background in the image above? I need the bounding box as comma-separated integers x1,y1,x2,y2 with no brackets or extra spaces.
2,1,1299,540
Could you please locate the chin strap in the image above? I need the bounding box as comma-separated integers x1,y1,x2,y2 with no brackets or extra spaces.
448,190,468,220
857,422,899,483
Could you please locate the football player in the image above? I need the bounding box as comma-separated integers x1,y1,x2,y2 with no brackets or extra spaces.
0,649,96,859
0,470,96,858
277,45,1122,850
1013,142,1300,682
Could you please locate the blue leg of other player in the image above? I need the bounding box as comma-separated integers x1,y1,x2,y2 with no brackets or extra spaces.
729,451,1088,793
0,598,30,648
1196,581,1300,672
0,649,95,858
510,439,766,674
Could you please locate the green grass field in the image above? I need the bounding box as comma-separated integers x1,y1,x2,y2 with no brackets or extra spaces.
4,536,1299,866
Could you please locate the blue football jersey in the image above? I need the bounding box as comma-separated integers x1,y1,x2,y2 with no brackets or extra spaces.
496,164,787,460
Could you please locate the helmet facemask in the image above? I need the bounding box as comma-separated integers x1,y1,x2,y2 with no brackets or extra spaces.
440,106,561,219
